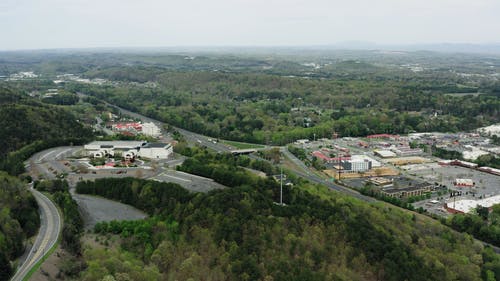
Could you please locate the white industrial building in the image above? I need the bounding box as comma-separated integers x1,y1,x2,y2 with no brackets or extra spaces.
141,122,162,137
84,141,146,158
84,141,172,160
446,195,500,214
374,150,396,158
139,143,173,159
340,155,380,173
351,155,381,167
341,159,371,172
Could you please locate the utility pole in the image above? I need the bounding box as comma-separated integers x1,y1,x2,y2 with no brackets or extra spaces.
280,166,283,205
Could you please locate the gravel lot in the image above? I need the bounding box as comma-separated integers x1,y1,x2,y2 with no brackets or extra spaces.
72,193,147,229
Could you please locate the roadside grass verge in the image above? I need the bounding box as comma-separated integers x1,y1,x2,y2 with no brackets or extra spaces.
220,140,265,149
22,240,60,281
21,191,64,281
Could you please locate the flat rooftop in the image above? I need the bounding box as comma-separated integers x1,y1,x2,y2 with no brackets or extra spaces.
374,150,397,158
85,141,147,148
447,194,500,213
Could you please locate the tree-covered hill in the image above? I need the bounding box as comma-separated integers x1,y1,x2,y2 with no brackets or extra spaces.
0,172,40,280
73,68,500,145
75,150,500,281
0,87,93,174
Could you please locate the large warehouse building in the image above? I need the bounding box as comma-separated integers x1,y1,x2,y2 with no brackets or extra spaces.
84,141,173,159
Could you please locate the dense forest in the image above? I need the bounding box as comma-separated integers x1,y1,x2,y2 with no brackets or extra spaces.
1,50,499,280
0,86,92,279
72,67,500,145
0,172,40,280
0,86,94,175
447,204,500,249
74,150,500,281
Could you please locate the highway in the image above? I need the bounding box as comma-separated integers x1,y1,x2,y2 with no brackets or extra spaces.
104,102,234,152
13,98,500,281
105,102,377,201
10,184,61,281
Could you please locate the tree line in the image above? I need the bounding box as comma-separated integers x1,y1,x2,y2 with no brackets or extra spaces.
75,151,500,281
0,172,40,280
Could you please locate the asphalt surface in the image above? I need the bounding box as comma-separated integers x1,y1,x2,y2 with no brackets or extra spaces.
10,98,500,281
280,147,376,202
106,103,234,152
150,169,225,192
72,192,147,229
11,184,61,281
108,103,375,201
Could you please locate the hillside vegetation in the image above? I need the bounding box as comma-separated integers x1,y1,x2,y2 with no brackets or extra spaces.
0,172,40,280
0,86,93,174
75,150,500,281
73,68,500,145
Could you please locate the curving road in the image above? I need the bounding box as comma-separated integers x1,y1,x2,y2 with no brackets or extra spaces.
106,102,370,198
11,184,61,281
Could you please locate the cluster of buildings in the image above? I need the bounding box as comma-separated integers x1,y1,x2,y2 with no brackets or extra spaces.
312,148,381,173
53,73,108,85
84,141,173,160
109,122,161,137
5,71,38,80
438,159,500,177
410,132,495,161
292,130,499,213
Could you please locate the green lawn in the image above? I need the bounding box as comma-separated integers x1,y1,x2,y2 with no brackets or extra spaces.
220,140,265,149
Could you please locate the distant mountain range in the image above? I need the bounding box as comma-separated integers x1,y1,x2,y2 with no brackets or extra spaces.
3,43,500,56
316,42,500,54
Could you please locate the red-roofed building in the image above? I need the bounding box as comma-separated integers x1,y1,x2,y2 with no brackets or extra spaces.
312,151,351,163
113,122,142,131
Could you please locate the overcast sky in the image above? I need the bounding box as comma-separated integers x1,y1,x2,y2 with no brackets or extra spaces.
1,0,499,50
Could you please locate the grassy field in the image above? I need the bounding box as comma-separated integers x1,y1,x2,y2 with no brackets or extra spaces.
220,140,265,149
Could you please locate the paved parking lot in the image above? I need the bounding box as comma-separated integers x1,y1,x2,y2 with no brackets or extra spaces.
410,165,500,198
150,170,225,193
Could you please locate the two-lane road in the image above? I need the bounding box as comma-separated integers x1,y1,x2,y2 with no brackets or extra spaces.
11,185,61,281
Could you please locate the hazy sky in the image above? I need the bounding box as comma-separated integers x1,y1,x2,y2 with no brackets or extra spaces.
1,0,499,50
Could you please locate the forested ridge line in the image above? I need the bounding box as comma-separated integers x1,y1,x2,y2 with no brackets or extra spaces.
0,86,94,175
72,68,500,145
75,149,500,281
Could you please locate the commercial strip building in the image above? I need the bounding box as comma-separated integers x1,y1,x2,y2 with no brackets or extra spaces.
453,178,475,187
439,159,500,177
478,167,500,176
391,146,423,156
374,150,397,158
380,183,433,198
84,141,173,160
438,159,478,169
368,177,393,187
